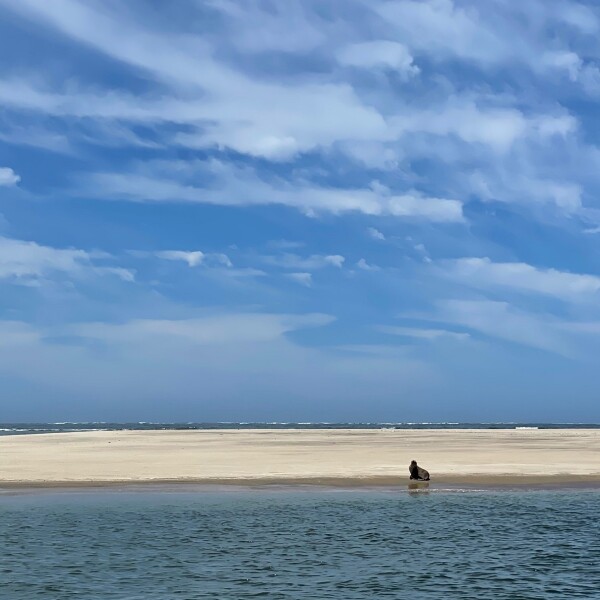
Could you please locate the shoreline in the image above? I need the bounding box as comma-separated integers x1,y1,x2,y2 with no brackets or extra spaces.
2,477,600,495
3,428,600,490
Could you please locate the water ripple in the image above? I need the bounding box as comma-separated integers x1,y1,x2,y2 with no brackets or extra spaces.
1,490,600,599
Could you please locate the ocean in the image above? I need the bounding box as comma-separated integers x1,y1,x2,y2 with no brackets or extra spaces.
2,488,599,599
1,421,599,436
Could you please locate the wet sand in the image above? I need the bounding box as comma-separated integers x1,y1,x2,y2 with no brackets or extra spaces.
1,428,599,488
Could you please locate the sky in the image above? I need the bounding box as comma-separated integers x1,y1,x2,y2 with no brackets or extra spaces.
1,0,600,422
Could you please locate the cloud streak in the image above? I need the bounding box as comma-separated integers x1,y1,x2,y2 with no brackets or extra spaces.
152,250,232,268
84,161,465,221
0,236,134,283
444,257,600,301
378,325,469,341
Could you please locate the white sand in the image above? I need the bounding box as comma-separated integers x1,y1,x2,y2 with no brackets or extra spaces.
1,428,599,487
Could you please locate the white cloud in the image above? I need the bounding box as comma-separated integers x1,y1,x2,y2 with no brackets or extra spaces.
579,64,600,96
378,325,469,341
0,235,133,283
444,257,600,301
0,122,73,154
0,0,586,243
131,249,233,269
469,173,583,211
392,102,573,154
85,162,465,222
0,235,88,279
430,299,573,355
263,253,345,270
285,272,312,287
386,192,464,220
337,40,419,76
376,0,504,65
356,258,380,271
539,50,600,97
156,250,206,267
554,2,599,34
0,76,567,160
0,0,580,166
0,0,587,255
76,312,333,345
367,227,385,240
0,59,389,163
99,267,136,282
0,167,20,186
218,267,266,279
376,0,598,77
413,243,431,263
212,254,232,268
541,51,583,81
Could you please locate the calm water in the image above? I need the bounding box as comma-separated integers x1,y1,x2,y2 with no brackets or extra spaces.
1,488,599,599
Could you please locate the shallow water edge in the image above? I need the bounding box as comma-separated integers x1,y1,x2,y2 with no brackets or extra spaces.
2,479,600,497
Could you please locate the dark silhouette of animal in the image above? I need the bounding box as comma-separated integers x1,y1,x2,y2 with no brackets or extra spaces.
409,460,430,481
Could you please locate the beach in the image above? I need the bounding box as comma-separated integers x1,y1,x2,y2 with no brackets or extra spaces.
1,428,599,487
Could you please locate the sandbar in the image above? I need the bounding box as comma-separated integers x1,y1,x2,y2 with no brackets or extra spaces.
1,428,599,488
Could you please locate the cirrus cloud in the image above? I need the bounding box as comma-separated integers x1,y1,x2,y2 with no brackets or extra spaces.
443,257,600,301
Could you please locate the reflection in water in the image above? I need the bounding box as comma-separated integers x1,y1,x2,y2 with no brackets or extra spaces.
408,481,431,494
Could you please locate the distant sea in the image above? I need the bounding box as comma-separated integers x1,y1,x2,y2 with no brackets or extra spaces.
1,421,600,435
2,488,600,599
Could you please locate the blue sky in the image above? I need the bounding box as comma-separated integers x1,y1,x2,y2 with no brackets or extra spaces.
2,0,600,422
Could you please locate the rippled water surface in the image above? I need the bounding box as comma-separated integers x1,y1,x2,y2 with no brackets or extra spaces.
2,488,599,599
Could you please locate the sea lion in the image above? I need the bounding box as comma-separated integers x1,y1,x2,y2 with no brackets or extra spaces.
409,460,430,481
